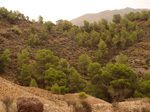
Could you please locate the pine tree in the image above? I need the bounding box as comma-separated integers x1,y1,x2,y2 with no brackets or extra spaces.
30,79,38,88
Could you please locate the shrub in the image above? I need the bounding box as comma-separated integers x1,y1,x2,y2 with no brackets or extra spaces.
143,65,149,70
0,49,11,75
66,100,92,112
11,25,22,34
27,33,39,47
79,92,87,99
7,11,16,24
30,26,36,34
51,83,61,94
30,79,38,88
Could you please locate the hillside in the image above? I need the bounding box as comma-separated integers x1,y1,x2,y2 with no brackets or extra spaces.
1,76,150,112
1,7,150,108
71,7,149,26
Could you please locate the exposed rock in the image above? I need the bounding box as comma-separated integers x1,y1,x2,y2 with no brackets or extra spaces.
17,97,43,112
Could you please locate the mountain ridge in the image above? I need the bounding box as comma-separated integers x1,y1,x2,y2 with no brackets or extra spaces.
71,7,149,26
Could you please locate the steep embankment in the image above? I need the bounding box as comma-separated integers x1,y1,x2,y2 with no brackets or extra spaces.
0,76,112,112
0,76,150,112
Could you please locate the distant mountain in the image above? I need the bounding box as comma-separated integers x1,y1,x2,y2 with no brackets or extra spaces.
70,7,149,26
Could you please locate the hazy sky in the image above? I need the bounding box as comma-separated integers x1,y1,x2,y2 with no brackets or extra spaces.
1,0,150,23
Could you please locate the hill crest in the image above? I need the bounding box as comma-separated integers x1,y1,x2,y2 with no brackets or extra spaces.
70,7,149,26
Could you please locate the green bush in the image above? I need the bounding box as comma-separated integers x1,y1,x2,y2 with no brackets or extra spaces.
7,12,15,24
0,49,11,75
143,65,149,70
27,33,39,47
51,83,61,94
79,92,87,99
30,79,38,88
30,26,36,34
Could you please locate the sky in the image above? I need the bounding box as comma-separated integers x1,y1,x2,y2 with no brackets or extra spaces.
1,0,150,23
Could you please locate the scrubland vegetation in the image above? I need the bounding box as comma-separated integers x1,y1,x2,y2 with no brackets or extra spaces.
1,6,150,103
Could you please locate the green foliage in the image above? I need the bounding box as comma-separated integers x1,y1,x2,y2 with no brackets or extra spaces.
83,20,91,32
51,26,57,34
34,49,59,83
30,79,38,88
0,49,11,75
0,7,9,18
88,62,101,78
7,11,15,24
124,12,136,21
44,67,67,88
62,20,72,31
57,20,72,31
58,59,69,74
141,10,149,20
18,64,32,86
78,54,92,75
58,26,63,34
40,26,48,39
89,30,100,47
43,21,55,33
56,19,63,26
51,83,61,94
116,54,129,65
143,73,150,81
67,67,85,93
148,18,150,27
17,49,29,69
0,14,2,19
38,15,43,24
27,33,39,47
30,26,36,34
88,63,138,102
96,39,108,62
78,92,87,99
13,10,25,20
75,31,89,46
121,18,129,28
135,80,150,98
84,82,105,99
113,14,122,24
100,18,108,29
98,39,108,55
68,26,80,38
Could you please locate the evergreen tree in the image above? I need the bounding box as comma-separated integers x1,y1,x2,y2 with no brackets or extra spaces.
116,54,129,65
113,14,122,24
34,49,59,88
17,49,29,69
38,15,43,24
0,49,11,75
78,54,92,76
67,67,85,92
30,79,38,88
44,67,67,90
51,83,61,94
18,64,32,86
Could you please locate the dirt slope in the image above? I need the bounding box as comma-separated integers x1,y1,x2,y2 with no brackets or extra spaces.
1,76,150,112
0,76,111,112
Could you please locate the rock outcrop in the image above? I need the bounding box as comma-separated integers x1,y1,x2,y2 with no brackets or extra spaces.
17,97,43,112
